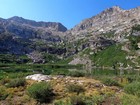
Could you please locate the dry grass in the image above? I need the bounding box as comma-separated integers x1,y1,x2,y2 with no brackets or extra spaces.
0,76,123,105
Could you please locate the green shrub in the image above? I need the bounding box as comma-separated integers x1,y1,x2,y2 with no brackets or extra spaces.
91,95,105,104
54,100,71,105
124,82,140,97
120,93,140,105
70,95,86,105
66,84,85,95
54,95,86,105
132,25,140,31
27,82,54,103
125,75,137,83
102,78,119,86
0,86,9,100
7,78,26,88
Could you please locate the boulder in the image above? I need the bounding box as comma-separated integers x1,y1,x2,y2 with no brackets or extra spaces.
26,74,52,82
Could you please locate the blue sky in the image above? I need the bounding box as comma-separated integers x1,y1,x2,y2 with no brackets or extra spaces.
0,0,140,29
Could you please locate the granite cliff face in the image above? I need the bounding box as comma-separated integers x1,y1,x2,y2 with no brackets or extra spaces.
67,6,140,42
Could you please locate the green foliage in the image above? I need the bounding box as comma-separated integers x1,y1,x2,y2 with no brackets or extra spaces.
132,25,140,31
17,55,31,64
66,84,85,95
91,69,119,76
91,44,127,67
69,95,86,105
91,95,105,104
7,78,26,88
124,82,140,97
129,35,140,50
125,75,138,83
120,94,140,105
54,99,71,105
102,78,119,86
27,82,54,103
0,86,9,100
0,54,17,63
54,95,106,105
43,53,60,63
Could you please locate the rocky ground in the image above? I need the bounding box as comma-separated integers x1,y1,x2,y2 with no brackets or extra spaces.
1,72,140,105
0,74,124,105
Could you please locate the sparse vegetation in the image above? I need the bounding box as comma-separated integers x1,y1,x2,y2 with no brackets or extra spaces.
69,95,86,105
0,86,9,100
124,82,140,97
66,84,85,95
27,82,54,103
91,44,127,67
7,78,26,88
129,35,140,50
120,93,140,105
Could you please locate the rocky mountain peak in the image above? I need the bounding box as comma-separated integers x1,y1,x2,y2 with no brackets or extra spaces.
108,6,122,11
8,16,25,21
68,6,140,42
101,6,124,16
8,16,67,32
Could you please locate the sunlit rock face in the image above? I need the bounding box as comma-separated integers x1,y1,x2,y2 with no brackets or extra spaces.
1,6,140,61
66,6,140,42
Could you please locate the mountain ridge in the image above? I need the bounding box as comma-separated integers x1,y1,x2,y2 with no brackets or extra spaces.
67,6,140,42
0,6,140,64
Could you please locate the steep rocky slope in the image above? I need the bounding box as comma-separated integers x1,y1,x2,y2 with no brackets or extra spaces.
66,6,140,42
0,16,67,55
0,16,67,39
1,6,140,64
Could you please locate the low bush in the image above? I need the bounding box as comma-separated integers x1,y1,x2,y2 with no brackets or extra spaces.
27,82,54,103
91,95,105,104
54,99,70,105
125,75,140,83
120,93,140,105
124,82,140,97
54,95,86,105
7,78,26,88
102,78,119,86
0,86,9,100
66,84,85,95
69,95,86,105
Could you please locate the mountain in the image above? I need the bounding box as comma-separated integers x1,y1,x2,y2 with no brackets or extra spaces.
65,6,140,68
8,16,67,32
0,16,67,39
67,6,140,42
0,16,67,56
0,6,140,64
